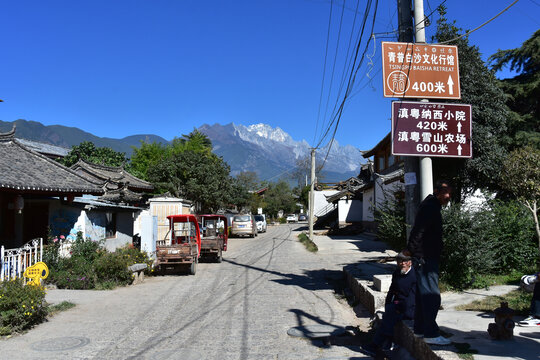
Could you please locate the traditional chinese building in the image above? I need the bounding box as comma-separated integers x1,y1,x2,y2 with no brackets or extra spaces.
0,127,103,248
315,132,405,230
70,159,154,206
360,132,404,230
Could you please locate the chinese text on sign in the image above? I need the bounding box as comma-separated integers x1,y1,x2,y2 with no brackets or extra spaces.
382,42,461,99
392,101,472,158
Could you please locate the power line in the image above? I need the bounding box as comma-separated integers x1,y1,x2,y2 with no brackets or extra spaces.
323,0,363,135
319,0,380,167
436,0,520,45
322,0,348,127
316,0,376,149
313,0,334,147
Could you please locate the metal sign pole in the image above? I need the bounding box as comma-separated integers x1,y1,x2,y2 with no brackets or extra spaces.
414,0,433,199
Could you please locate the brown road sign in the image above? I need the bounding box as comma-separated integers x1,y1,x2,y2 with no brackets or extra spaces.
382,42,461,99
392,101,472,158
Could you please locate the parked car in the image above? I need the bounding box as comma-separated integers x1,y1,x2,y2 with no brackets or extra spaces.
231,214,258,238
298,214,307,221
254,214,267,233
286,214,297,223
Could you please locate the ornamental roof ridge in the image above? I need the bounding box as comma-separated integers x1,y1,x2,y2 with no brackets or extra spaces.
0,129,103,194
77,158,124,172
73,158,153,190
0,125,16,142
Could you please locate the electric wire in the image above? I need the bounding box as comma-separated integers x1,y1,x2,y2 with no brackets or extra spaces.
322,0,348,126
313,0,334,148
315,0,375,149
436,0,520,45
324,0,363,134
319,0,379,167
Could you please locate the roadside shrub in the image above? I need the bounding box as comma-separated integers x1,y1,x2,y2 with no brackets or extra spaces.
374,190,406,251
45,237,153,290
441,199,537,289
93,252,132,287
115,245,154,274
0,279,48,336
440,204,484,288
70,233,103,262
49,256,95,290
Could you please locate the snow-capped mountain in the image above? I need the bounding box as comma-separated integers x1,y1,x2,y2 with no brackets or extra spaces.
198,123,363,183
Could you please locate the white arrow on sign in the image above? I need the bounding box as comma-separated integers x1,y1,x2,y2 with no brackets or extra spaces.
447,75,454,95
457,122,462,133
457,144,462,156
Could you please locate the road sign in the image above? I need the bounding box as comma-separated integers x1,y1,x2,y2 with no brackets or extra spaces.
382,42,461,99
392,101,472,158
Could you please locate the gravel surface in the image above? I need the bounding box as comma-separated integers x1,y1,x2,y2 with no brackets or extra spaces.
2,224,372,360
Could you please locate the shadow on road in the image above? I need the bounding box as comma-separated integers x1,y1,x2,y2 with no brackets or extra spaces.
223,258,345,291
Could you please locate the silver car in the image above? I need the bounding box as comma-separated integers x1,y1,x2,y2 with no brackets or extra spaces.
231,214,257,238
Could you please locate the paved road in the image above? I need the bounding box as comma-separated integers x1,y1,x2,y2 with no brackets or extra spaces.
2,224,368,359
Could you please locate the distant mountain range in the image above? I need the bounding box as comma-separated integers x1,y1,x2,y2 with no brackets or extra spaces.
0,119,362,183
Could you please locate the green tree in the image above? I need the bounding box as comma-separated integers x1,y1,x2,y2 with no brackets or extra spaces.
148,150,233,213
500,146,540,256
230,172,261,212
129,141,168,181
263,180,297,218
489,29,540,150
145,131,234,213
60,141,128,168
431,6,509,194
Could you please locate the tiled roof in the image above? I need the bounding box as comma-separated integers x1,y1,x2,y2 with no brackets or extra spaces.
72,195,142,210
16,138,70,158
71,159,154,191
0,128,103,195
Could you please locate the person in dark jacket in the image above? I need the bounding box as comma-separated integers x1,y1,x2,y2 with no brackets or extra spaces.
362,252,416,356
403,180,452,346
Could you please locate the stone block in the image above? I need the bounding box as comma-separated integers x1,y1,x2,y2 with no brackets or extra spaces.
373,274,392,292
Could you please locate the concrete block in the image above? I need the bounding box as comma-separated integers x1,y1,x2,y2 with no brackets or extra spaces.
373,274,392,292
344,269,386,314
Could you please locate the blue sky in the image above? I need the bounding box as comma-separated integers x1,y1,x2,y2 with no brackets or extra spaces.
1,0,538,152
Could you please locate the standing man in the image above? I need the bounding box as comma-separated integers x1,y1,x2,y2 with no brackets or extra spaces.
403,180,452,345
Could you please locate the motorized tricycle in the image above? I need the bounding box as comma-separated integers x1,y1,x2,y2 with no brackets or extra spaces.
155,214,201,275
197,214,228,263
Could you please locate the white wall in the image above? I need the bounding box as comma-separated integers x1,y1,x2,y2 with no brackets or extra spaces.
338,199,363,224
363,188,375,222
313,190,339,216
362,179,404,223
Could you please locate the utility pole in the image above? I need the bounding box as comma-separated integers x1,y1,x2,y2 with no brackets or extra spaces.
308,148,316,240
413,0,434,199
398,0,420,237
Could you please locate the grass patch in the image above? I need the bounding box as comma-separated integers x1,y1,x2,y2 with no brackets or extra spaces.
455,289,532,315
298,233,318,252
48,301,76,316
440,268,530,292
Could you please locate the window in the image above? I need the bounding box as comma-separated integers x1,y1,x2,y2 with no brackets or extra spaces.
388,154,395,167
377,156,385,172
233,215,251,222
105,212,117,238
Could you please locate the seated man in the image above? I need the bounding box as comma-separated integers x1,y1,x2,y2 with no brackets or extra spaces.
518,272,540,327
362,251,417,356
